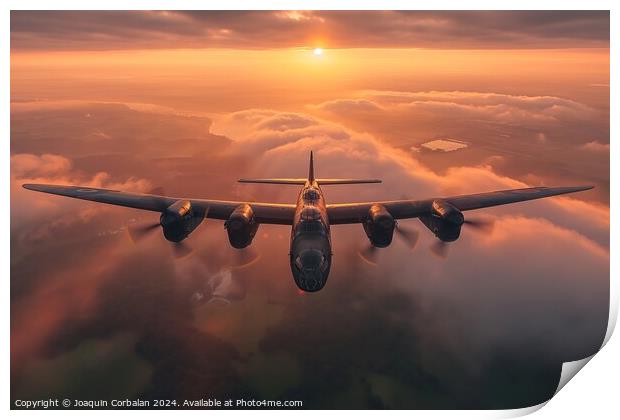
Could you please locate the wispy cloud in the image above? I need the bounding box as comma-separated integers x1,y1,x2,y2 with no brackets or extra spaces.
581,140,610,152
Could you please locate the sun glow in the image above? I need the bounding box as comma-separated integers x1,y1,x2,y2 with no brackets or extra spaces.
313,48,323,56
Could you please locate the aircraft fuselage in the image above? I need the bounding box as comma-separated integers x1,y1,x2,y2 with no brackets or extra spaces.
289,181,332,292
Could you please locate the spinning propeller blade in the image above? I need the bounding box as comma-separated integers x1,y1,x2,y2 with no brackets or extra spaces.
358,245,379,265
230,247,261,269
429,215,494,258
463,217,495,233
395,223,419,250
171,241,193,259
127,222,160,243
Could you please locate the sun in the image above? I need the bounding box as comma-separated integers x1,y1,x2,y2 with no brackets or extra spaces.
313,48,324,56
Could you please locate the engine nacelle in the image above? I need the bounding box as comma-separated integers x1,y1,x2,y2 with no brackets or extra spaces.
419,199,463,242
363,204,395,248
225,204,260,249
160,200,204,242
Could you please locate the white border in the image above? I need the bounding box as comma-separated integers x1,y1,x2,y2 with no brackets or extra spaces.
3,1,616,419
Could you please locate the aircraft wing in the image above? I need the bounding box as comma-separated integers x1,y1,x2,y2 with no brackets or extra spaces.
22,183,297,225
327,186,593,224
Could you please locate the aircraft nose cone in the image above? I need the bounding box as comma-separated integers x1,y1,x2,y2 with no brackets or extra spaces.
293,249,327,292
300,249,323,271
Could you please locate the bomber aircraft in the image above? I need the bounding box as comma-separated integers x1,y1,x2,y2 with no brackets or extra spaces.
23,152,592,292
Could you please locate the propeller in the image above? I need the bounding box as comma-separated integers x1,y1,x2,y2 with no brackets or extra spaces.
173,213,208,259
357,222,419,265
128,219,195,259
395,223,419,249
230,247,261,269
429,240,450,258
170,241,193,259
428,216,495,259
127,221,160,243
126,189,166,243
463,217,495,233
358,244,379,265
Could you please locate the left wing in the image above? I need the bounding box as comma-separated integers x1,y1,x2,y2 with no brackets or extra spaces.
327,185,593,224
22,184,296,225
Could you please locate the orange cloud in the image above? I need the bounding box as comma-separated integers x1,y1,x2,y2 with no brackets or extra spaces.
211,108,608,247
10,101,609,406
11,154,72,178
581,140,610,152
316,90,599,125
11,153,152,236
10,11,609,51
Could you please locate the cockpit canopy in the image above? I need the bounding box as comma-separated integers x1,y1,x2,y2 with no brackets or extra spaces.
299,219,325,233
295,205,327,234
303,188,320,201
296,206,326,234
300,206,321,221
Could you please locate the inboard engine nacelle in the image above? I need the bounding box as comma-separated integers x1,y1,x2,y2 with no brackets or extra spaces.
419,199,464,242
225,203,260,248
363,204,395,247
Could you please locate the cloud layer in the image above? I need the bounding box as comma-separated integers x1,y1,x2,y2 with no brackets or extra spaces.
11,11,609,51
311,89,609,206
316,90,602,132
11,94,608,408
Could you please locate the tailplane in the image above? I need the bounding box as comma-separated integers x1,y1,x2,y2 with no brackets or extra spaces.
237,151,382,185
238,178,307,185
316,178,382,185
237,178,381,185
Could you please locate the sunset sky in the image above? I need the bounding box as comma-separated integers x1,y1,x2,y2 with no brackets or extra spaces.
10,11,609,409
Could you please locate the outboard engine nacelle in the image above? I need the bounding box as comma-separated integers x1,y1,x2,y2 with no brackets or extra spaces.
225,204,260,249
419,199,464,242
363,204,395,248
160,200,204,242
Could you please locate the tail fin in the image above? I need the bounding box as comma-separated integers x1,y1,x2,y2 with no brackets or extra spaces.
309,151,315,182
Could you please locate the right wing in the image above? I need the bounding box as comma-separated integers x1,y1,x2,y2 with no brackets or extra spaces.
23,183,297,225
327,186,593,224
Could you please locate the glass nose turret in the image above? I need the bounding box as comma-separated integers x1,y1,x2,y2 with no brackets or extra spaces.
292,247,330,292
